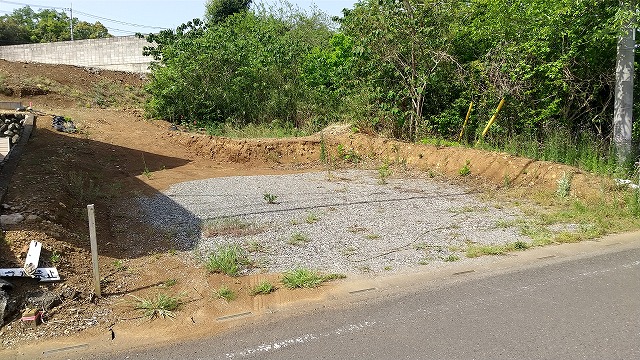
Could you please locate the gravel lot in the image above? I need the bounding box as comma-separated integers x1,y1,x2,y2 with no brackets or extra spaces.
138,170,528,274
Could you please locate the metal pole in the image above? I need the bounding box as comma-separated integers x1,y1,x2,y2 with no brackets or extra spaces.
87,204,101,298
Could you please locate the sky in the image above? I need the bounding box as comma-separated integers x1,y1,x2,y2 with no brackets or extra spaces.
0,0,357,36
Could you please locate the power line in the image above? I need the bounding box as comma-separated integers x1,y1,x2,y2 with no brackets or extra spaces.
74,10,167,30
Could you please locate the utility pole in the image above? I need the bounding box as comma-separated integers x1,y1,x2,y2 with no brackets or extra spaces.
613,1,635,164
66,3,74,41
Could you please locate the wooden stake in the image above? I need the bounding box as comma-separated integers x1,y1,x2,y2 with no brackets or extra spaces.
87,204,101,298
458,101,474,142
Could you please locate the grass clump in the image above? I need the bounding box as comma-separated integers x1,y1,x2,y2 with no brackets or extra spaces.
263,193,278,204
202,217,263,237
214,286,236,301
205,244,249,276
250,281,276,295
131,293,183,319
459,160,471,176
378,163,392,184
556,172,572,198
281,268,346,289
287,233,310,246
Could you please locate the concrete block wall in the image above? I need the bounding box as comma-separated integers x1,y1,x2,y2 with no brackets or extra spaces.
0,36,152,73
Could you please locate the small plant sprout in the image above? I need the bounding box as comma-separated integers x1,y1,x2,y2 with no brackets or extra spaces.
250,281,276,295
112,259,126,271
305,212,319,224
444,254,460,262
263,193,278,204
459,160,471,176
378,162,392,184
215,286,236,302
50,251,61,264
556,172,572,198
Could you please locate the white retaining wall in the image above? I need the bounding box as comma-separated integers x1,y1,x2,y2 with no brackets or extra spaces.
0,36,151,73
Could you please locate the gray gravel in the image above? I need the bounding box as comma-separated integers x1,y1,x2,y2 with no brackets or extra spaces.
137,170,529,274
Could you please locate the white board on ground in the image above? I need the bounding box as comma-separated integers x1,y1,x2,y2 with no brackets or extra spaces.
24,240,42,269
0,267,60,282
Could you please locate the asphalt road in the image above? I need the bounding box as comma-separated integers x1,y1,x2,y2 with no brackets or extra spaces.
93,242,640,360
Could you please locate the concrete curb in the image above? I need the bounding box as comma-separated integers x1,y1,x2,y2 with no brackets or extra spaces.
0,113,36,205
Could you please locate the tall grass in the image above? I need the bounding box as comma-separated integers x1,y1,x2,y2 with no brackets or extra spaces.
479,128,632,177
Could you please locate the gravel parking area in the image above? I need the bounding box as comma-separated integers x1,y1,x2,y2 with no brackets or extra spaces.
138,170,527,274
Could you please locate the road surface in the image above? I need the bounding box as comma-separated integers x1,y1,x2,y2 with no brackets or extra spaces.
87,239,640,360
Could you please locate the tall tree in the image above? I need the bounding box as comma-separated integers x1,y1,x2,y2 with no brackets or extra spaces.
205,0,252,24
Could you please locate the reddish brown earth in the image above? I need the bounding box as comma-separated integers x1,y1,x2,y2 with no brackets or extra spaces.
0,60,614,355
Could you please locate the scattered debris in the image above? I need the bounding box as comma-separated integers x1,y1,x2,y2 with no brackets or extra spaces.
20,308,41,328
0,241,61,281
614,178,639,189
51,115,77,133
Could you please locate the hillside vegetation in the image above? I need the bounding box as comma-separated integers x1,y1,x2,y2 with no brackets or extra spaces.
140,0,634,175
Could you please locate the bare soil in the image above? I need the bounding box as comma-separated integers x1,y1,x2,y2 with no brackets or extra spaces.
0,60,613,354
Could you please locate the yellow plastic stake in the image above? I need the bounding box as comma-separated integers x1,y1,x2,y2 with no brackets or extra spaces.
458,101,474,142
478,98,505,144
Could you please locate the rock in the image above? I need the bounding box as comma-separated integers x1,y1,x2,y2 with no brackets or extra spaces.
25,214,40,222
10,135,19,145
0,281,17,328
0,213,24,226
1,204,10,210
25,290,61,311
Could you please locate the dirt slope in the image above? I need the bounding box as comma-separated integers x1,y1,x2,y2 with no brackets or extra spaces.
0,60,613,352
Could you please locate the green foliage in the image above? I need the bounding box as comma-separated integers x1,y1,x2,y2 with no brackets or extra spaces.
378,162,392,184
263,193,278,204
0,6,110,44
205,0,252,25
281,268,345,288
214,286,237,301
250,281,276,295
459,160,471,177
287,232,310,246
143,4,332,130
131,293,183,319
205,244,250,276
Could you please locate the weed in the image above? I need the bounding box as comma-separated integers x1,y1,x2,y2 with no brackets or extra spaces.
448,205,476,214
365,233,380,240
459,160,471,176
513,240,530,250
341,246,357,256
143,167,153,179
383,266,392,271
418,259,430,265
503,174,512,187
247,241,268,253
205,245,249,276
305,212,319,224
358,266,372,273
214,286,236,301
280,268,344,289
131,293,183,319
168,249,177,256
320,135,327,164
556,172,572,198
112,260,126,272
337,144,361,163
50,251,61,264
378,163,392,184
163,279,177,287
202,217,263,237
263,193,278,204
466,244,508,258
281,268,323,288
287,233,310,246
250,281,276,295
443,254,460,262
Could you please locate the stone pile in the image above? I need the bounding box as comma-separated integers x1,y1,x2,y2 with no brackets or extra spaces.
0,114,26,146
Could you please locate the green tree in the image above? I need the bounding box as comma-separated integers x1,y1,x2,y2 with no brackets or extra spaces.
205,0,252,24
0,6,111,44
